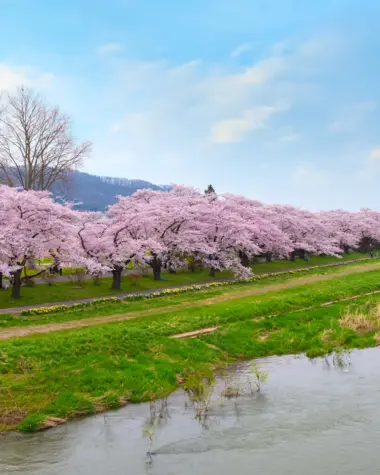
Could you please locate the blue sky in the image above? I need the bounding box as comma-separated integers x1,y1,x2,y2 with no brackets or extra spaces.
1,0,380,210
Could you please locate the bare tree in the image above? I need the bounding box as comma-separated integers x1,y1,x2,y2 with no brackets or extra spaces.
0,86,91,190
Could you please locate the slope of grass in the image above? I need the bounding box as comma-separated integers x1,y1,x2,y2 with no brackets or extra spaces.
201,295,379,360
1,268,380,431
0,257,379,326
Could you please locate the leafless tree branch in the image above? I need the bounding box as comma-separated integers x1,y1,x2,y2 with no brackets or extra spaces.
0,86,91,190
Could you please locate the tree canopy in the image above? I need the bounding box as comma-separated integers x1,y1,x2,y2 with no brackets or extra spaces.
0,183,379,297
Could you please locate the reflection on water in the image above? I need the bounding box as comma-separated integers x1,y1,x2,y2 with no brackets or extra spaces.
1,348,380,475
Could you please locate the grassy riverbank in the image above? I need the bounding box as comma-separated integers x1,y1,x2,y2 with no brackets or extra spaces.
0,252,369,309
1,266,380,431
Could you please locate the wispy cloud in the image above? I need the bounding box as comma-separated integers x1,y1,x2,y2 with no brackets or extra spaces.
356,148,380,181
12,30,361,209
97,42,124,56
210,106,279,143
0,64,56,93
0,64,29,91
84,32,346,184
237,56,286,85
230,43,252,58
369,147,380,161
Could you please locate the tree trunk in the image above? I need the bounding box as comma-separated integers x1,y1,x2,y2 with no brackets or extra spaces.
342,244,350,254
265,253,272,263
239,251,250,267
359,236,372,254
298,249,308,261
188,261,196,272
0,272,2,289
151,255,162,281
111,266,123,290
12,269,22,299
209,267,216,278
152,265,161,280
290,251,296,262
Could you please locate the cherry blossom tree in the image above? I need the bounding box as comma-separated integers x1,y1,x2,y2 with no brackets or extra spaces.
191,194,263,277
73,209,149,290
0,185,78,297
108,187,209,281
265,204,341,260
223,195,293,264
318,210,361,253
354,209,380,253
1,182,380,299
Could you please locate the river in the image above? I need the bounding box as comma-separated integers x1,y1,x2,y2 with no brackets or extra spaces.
1,348,380,474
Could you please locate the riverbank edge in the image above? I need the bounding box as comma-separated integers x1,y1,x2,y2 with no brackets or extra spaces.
4,285,380,434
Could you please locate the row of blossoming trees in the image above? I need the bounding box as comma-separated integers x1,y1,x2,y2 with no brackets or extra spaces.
0,184,379,298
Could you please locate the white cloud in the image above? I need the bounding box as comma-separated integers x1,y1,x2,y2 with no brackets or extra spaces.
230,43,252,58
199,34,335,111
6,31,348,192
83,32,346,183
97,43,124,56
369,147,380,161
237,56,286,85
210,106,278,143
355,148,380,181
0,65,57,97
0,64,29,92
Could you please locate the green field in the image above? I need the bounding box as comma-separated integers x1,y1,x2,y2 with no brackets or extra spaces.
0,256,379,327
1,263,380,432
0,252,371,309
0,269,231,309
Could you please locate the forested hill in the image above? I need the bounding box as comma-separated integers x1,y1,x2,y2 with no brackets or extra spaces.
54,171,171,211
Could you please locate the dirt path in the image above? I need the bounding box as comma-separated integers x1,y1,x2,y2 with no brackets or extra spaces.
1,261,380,341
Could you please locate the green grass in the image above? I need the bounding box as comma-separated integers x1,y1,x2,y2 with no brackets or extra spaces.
1,266,380,431
0,253,374,311
0,268,232,309
201,295,380,359
251,251,367,271
17,251,371,280
1,257,379,326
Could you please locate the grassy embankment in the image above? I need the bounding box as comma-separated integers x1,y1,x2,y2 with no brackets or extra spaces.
0,252,371,309
1,265,380,431
0,256,379,328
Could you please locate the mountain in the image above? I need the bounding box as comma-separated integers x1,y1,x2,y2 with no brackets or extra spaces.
54,171,171,211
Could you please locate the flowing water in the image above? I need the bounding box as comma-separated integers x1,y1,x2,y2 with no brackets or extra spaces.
2,348,380,474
